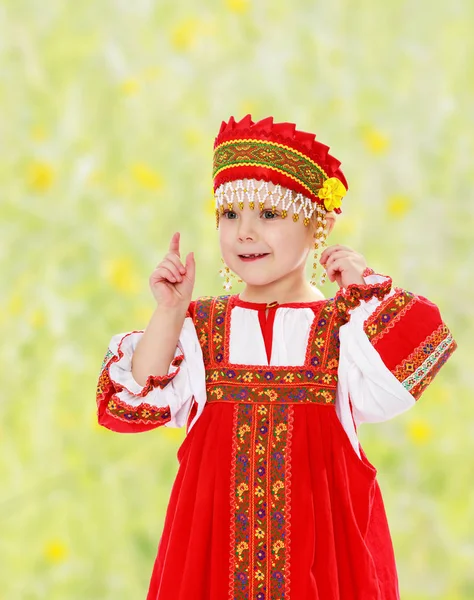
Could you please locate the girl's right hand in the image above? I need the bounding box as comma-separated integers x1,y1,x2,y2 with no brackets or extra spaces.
149,232,196,309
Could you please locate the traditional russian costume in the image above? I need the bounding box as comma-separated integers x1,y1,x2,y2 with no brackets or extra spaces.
96,116,457,599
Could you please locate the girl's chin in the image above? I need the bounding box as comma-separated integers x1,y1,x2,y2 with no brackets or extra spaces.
238,276,275,287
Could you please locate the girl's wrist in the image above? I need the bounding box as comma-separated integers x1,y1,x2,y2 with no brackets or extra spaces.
153,301,189,317
341,275,365,287
334,273,393,320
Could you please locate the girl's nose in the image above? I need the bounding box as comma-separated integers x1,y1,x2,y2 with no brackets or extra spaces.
237,219,257,242
238,232,255,242
237,228,256,242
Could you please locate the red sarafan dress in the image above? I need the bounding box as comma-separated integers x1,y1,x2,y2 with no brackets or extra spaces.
96,272,456,600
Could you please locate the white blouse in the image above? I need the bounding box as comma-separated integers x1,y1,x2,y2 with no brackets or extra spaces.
106,274,416,458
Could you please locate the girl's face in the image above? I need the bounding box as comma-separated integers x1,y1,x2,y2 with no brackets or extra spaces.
218,180,317,289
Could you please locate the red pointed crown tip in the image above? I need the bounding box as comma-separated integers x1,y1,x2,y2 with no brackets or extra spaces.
214,114,255,147
237,114,254,127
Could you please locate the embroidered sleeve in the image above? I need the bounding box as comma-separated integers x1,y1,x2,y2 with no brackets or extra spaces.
96,315,207,434
96,330,183,433
336,273,457,431
363,291,457,400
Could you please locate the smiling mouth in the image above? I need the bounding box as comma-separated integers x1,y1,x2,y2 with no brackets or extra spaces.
238,253,269,262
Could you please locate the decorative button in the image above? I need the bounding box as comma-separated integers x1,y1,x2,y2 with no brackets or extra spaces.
266,301,278,308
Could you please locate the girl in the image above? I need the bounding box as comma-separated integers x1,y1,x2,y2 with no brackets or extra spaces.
96,115,457,600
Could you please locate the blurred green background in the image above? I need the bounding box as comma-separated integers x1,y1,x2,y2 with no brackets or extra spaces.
0,0,472,598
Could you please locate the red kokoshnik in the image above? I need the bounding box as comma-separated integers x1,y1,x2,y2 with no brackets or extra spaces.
212,114,348,215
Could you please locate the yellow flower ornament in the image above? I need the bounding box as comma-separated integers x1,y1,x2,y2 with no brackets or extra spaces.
318,177,347,212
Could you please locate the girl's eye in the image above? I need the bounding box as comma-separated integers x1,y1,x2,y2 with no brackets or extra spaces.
223,210,238,219
262,209,277,219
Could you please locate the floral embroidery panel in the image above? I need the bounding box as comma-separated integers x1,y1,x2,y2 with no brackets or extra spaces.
230,403,293,600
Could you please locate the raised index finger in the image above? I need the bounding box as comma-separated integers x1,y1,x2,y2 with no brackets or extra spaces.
169,231,181,257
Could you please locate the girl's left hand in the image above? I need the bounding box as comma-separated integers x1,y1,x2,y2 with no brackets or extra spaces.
320,244,367,288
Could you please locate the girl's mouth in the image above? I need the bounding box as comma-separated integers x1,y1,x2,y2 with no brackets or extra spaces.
238,253,269,262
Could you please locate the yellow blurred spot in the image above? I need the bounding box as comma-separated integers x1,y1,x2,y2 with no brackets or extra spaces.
226,0,250,13
27,161,55,192
387,194,413,218
31,125,47,141
131,162,163,191
171,19,199,51
104,257,140,294
28,308,46,329
363,128,390,155
7,292,24,316
407,420,432,444
43,539,68,563
120,78,140,95
162,426,186,442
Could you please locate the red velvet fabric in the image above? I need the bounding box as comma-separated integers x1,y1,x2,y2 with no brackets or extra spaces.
146,401,399,599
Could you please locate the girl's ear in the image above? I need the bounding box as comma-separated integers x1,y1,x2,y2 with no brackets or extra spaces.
325,212,337,236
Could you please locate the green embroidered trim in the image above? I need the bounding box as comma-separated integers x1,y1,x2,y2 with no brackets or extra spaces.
213,139,328,198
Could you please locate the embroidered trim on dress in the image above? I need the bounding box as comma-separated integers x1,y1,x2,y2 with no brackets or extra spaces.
334,276,393,319
230,403,293,599
229,403,239,599
399,329,457,399
198,295,341,406
284,405,294,598
207,383,336,405
364,289,416,344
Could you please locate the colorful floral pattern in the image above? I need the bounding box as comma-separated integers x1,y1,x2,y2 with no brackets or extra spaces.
207,378,336,405
363,289,416,344
230,402,293,599
394,324,457,399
